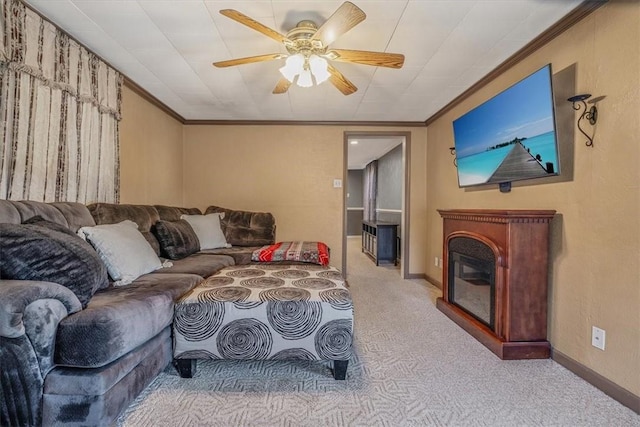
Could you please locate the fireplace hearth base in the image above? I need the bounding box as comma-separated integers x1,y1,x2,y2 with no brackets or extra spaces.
437,209,556,360
436,298,551,359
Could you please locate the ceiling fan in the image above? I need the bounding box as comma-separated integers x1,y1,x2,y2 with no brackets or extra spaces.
212,1,405,95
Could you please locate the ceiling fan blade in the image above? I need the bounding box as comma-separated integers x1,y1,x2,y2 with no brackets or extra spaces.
312,2,366,47
213,53,285,68
219,9,291,44
273,77,292,94
326,49,405,69
327,64,357,95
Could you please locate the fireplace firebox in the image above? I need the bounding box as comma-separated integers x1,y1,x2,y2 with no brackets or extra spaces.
437,209,555,360
448,237,495,329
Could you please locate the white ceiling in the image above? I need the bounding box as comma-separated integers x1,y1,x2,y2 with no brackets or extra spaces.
348,136,402,170
22,0,583,122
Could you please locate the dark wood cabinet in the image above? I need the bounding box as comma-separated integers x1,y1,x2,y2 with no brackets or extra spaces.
362,220,398,265
437,209,555,360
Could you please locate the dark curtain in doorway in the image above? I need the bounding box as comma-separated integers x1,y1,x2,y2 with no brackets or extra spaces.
363,160,377,221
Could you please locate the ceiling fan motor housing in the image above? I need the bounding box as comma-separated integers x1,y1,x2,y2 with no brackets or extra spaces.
285,20,325,55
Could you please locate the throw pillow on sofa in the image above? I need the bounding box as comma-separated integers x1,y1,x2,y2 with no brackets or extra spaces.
180,213,231,250
153,219,200,260
78,220,165,286
0,218,109,308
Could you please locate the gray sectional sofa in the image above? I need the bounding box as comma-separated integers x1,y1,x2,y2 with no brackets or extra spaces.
0,200,276,427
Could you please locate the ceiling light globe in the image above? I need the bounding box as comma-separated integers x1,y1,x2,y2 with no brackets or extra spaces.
309,55,330,84
279,53,304,82
287,53,305,69
297,69,313,88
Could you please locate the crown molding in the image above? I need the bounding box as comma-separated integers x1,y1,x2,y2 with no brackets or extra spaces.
123,79,186,123
182,119,425,127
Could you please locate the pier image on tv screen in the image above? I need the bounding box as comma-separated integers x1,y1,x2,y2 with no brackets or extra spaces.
452,64,559,188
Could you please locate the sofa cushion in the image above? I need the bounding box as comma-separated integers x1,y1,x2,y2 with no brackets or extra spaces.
10,200,69,227
155,253,235,277
78,220,163,286
50,202,96,232
54,273,202,368
153,219,200,260
44,328,172,427
43,327,172,427
155,205,201,221
0,200,22,223
0,220,109,308
201,246,263,265
45,327,171,396
205,206,276,247
181,213,230,250
88,203,162,255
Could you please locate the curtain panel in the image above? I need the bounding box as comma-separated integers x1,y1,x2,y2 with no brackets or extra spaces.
363,160,377,222
0,0,122,203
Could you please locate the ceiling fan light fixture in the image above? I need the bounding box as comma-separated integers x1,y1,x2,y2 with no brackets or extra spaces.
279,53,304,82
309,55,330,84
297,69,314,88
216,3,404,96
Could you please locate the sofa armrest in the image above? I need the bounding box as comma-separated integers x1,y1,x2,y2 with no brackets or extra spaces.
0,280,81,337
0,280,82,426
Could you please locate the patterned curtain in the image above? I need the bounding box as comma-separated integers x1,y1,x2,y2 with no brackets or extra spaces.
0,0,122,203
363,160,377,222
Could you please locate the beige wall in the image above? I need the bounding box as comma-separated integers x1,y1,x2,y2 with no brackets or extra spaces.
182,125,427,273
425,2,639,395
119,85,184,205
117,85,428,275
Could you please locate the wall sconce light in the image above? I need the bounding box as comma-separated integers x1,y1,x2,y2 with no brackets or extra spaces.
449,146,457,167
567,94,598,147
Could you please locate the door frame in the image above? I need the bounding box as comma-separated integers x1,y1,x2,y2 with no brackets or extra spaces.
342,131,411,278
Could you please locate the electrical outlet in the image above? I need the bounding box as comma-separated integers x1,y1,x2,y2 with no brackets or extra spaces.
592,326,606,350
434,256,439,267
333,179,342,188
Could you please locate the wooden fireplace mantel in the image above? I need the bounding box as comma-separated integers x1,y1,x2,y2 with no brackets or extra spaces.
437,209,556,360
438,209,557,223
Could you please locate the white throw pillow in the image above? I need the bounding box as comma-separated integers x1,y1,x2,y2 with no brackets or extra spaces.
180,213,231,250
78,220,163,286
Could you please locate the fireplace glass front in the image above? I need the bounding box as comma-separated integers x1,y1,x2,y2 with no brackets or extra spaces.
448,251,495,329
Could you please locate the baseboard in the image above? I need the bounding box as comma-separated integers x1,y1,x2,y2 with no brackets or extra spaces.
424,274,442,289
551,349,640,414
406,273,443,290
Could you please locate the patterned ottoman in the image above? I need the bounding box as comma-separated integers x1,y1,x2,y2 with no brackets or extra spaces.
173,264,354,380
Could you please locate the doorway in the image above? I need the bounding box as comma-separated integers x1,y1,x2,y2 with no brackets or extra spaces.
342,131,411,278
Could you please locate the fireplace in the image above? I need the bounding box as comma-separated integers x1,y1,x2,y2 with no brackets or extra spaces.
448,237,495,329
437,209,555,360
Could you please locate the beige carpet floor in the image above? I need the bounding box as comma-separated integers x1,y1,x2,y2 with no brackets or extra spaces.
117,237,639,426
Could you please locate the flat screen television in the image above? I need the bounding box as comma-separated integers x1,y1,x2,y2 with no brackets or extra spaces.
452,64,559,189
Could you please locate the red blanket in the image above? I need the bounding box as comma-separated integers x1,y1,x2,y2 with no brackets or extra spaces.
252,241,330,266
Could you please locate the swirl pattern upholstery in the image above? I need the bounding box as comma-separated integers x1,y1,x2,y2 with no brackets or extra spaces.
173,265,354,380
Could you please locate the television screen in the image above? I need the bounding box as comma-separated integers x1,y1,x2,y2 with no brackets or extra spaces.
452,64,559,188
